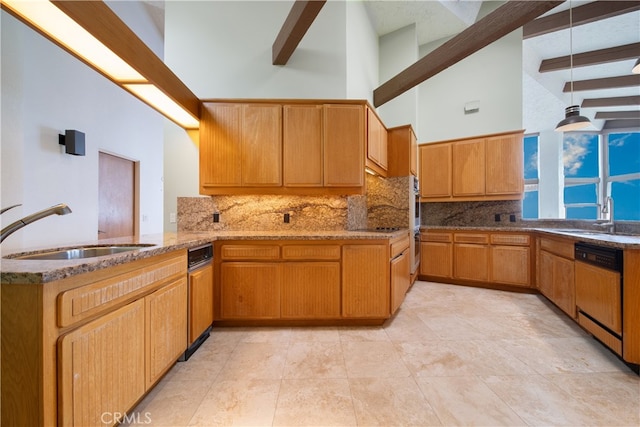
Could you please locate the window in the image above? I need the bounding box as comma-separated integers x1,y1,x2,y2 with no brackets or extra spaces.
606,132,640,221
522,134,539,219
563,133,600,219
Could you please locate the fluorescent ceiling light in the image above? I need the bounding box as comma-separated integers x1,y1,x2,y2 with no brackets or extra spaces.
124,84,200,129
4,0,144,82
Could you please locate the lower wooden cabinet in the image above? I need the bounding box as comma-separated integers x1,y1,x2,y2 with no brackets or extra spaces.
282,262,341,318
537,237,576,318
188,264,214,345
391,249,410,314
58,300,146,427
221,262,281,319
454,239,489,282
420,232,453,278
342,244,389,318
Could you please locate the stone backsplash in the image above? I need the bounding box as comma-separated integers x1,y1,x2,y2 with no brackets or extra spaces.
421,200,523,227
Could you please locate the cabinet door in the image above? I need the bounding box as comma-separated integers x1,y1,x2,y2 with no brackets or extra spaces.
366,107,388,175
575,261,621,333
391,250,410,314
342,244,388,318
189,264,214,345
58,299,145,427
486,133,523,195
490,245,530,286
221,262,281,318
553,255,576,318
410,127,418,176
241,104,282,186
538,250,554,298
419,143,451,198
420,241,452,278
454,243,489,281
323,104,364,187
282,262,341,319
452,138,485,196
200,103,242,188
146,278,188,387
283,105,323,186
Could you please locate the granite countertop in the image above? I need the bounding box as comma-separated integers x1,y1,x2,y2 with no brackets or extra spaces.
420,226,640,249
0,229,409,284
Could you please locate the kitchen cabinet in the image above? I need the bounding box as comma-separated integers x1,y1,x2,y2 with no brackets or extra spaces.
390,234,411,314
200,103,282,190
489,233,531,287
537,237,576,317
283,104,323,187
323,104,365,188
420,231,453,278
387,124,418,177
419,143,451,198
58,300,146,427
366,106,388,176
418,130,524,202
188,263,214,345
282,262,341,318
342,244,389,318
453,233,489,282
1,250,187,427
221,262,281,319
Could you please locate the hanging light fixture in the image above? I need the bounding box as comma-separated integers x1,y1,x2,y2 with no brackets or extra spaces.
555,0,591,132
632,58,640,74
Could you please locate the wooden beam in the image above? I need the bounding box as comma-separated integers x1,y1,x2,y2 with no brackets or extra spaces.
594,111,640,120
373,1,563,107
582,96,640,107
603,119,640,130
563,75,640,92
524,1,640,39
51,0,200,122
272,0,326,65
539,43,640,72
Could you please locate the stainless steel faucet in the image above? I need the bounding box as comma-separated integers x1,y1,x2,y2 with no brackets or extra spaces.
0,203,72,243
599,196,615,233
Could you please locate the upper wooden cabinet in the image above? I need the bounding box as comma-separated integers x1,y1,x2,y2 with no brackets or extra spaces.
200,100,366,195
419,130,524,202
387,124,417,177
365,107,388,176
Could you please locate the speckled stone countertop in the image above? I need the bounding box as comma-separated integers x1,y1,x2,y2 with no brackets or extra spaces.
0,229,408,284
420,226,640,249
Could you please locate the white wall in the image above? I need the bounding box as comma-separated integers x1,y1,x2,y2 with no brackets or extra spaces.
162,0,380,231
417,29,523,143
0,10,166,253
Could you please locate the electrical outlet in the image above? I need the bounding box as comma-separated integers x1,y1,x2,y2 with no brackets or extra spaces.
169,213,176,223
509,214,516,222
213,213,220,223
494,214,501,222
284,213,290,223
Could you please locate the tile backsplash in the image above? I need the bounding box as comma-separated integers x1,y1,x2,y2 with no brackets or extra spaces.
422,200,523,227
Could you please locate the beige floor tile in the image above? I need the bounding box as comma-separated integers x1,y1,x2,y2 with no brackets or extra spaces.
272,379,357,426
412,313,487,340
395,340,477,377
350,377,442,426
188,378,280,426
339,326,390,342
283,341,347,379
482,374,612,426
242,327,292,344
342,340,411,378
415,376,526,426
382,306,440,342
288,326,341,342
544,371,640,426
444,339,537,376
122,379,211,427
170,352,229,381
218,342,287,380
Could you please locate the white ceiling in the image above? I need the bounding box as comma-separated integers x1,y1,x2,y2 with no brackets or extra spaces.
363,0,640,132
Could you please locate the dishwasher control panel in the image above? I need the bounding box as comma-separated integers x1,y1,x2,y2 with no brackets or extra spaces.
575,243,622,272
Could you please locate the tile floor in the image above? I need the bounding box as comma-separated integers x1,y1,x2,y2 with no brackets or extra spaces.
125,281,639,426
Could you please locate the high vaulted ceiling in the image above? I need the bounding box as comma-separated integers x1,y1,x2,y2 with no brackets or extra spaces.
364,0,640,132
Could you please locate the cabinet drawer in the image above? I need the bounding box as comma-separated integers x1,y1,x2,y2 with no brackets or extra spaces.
454,233,489,244
540,237,574,259
282,245,340,260
220,244,280,260
57,254,185,328
390,235,410,258
421,232,452,243
490,233,530,246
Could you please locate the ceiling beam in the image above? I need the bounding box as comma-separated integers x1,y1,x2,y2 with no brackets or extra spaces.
272,0,326,65
373,1,563,108
539,42,640,72
523,1,640,39
563,75,640,92
595,111,640,120
603,119,640,130
582,96,640,107
50,0,200,121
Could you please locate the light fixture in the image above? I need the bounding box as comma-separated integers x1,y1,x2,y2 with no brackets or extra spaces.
2,0,200,129
632,58,640,74
555,0,591,132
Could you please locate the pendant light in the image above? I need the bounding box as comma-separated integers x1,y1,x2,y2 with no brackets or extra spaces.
555,0,591,132
632,58,640,74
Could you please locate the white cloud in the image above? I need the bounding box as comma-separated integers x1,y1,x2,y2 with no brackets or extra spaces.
563,134,592,176
609,133,631,147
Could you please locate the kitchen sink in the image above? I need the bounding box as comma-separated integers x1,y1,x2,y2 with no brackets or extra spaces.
6,244,155,260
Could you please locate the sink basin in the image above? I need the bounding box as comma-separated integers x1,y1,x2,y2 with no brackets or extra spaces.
7,244,155,260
